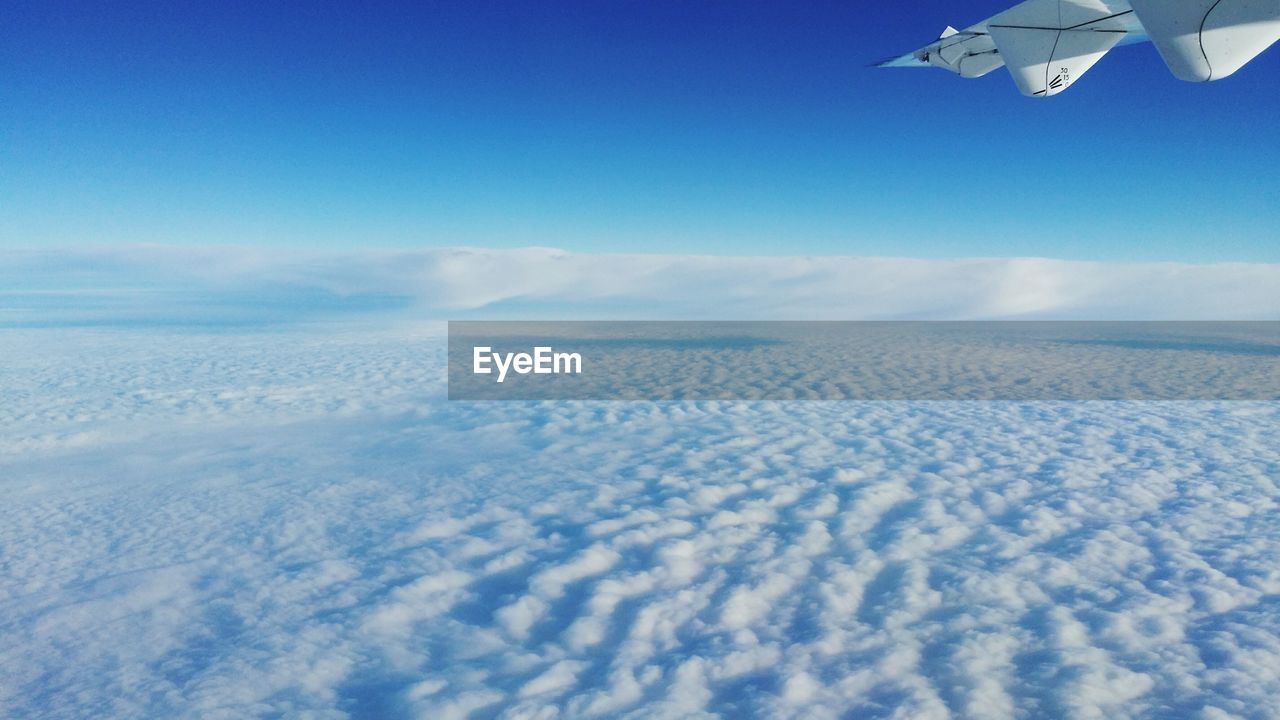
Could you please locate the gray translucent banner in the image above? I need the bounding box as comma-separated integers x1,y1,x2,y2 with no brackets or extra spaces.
448,321,1280,401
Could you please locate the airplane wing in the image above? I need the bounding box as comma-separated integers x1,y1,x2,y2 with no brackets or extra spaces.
877,0,1279,97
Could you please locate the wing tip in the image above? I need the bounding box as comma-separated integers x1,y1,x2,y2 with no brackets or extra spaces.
871,52,928,69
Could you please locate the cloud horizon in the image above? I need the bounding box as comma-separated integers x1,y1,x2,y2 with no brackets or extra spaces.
5,245,1280,325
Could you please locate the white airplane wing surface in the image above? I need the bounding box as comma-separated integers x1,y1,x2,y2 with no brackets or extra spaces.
877,0,1279,97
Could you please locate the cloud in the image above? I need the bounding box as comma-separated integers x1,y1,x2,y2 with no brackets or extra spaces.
4,325,1280,717
4,245,1280,324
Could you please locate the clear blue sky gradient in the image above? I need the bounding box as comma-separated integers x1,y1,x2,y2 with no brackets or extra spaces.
4,1,1278,261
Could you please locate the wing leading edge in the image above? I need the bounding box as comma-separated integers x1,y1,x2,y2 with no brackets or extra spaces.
877,0,1278,97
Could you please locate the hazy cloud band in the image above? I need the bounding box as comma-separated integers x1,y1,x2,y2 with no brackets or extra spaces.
4,245,1279,324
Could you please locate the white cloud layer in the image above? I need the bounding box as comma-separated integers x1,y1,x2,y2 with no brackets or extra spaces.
5,245,1279,716
3,326,1280,718
4,245,1280,321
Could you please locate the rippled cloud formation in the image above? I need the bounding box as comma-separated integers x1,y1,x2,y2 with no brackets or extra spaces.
3,326,1279,718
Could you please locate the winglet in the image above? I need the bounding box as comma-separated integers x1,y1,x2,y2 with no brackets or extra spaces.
939,26,959,39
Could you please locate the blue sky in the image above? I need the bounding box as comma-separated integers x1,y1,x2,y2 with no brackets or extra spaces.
3,0,1278,261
